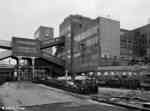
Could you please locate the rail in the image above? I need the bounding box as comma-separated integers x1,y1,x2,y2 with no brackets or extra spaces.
91,96,150,111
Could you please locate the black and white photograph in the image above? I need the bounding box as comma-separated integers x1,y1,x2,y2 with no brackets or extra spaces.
0,0,149,110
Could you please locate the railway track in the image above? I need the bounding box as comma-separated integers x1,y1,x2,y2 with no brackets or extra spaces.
91,96,150,111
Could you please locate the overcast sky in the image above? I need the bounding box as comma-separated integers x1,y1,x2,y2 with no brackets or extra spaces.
0,0,150,40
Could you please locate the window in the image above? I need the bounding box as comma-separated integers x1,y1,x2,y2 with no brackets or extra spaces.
79,24,82,28
67,33,71,38
97,72,101,76
122,72,127,76
89,72,94,76
128,72,132,76
135,31,140,36
111,72,115,76
81,73,85,76
86,37,98,46
104,72,108,76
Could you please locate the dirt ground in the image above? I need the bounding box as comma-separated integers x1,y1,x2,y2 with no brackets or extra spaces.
0,82,133,111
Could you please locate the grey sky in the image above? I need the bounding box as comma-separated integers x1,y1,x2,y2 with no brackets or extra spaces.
0,0,149,40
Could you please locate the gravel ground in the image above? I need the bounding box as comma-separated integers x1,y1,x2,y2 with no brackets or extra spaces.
0,82,134,111
96,87,150,100
0,81,89,107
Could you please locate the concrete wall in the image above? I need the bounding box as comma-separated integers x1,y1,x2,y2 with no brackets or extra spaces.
120,29,134,59
34,26,54,55
34,26,54,41
99,17,120,58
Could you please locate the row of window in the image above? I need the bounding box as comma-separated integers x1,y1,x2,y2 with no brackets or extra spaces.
86,71,138,77
73,36,98,53
120,43,134,48
60,25,71,36
85,36,98,47
74,26,98,42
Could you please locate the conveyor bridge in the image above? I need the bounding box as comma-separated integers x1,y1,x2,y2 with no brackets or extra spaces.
0,37,65,74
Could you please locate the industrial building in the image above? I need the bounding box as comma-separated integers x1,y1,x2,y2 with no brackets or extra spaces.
0,15,150,90
132,24,150,58
120,24,150,61
34,26,54,55
120,29,134,60
56,15,150,73
57,15,120,73
34,26,54,41
0,14,150,76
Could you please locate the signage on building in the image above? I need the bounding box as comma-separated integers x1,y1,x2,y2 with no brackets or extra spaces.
12,37,41,57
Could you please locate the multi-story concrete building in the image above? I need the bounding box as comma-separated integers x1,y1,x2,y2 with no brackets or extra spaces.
120,24,150,60
58,15,120,72
57,14,150,72
131,24,150,58
34,26,54,54
34,26,54,41
120,29,134,60
58,15,94,71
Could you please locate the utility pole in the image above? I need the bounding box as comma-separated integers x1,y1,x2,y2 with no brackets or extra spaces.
17,56,22,80
70,22,75,81
31,57,35,80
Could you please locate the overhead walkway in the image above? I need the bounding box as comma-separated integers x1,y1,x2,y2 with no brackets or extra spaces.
40,37,65,49
40,51,65,67
0,50,64,68
0,50,12,60
0,37,65,73
0,40,11,50
0,37,64,50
